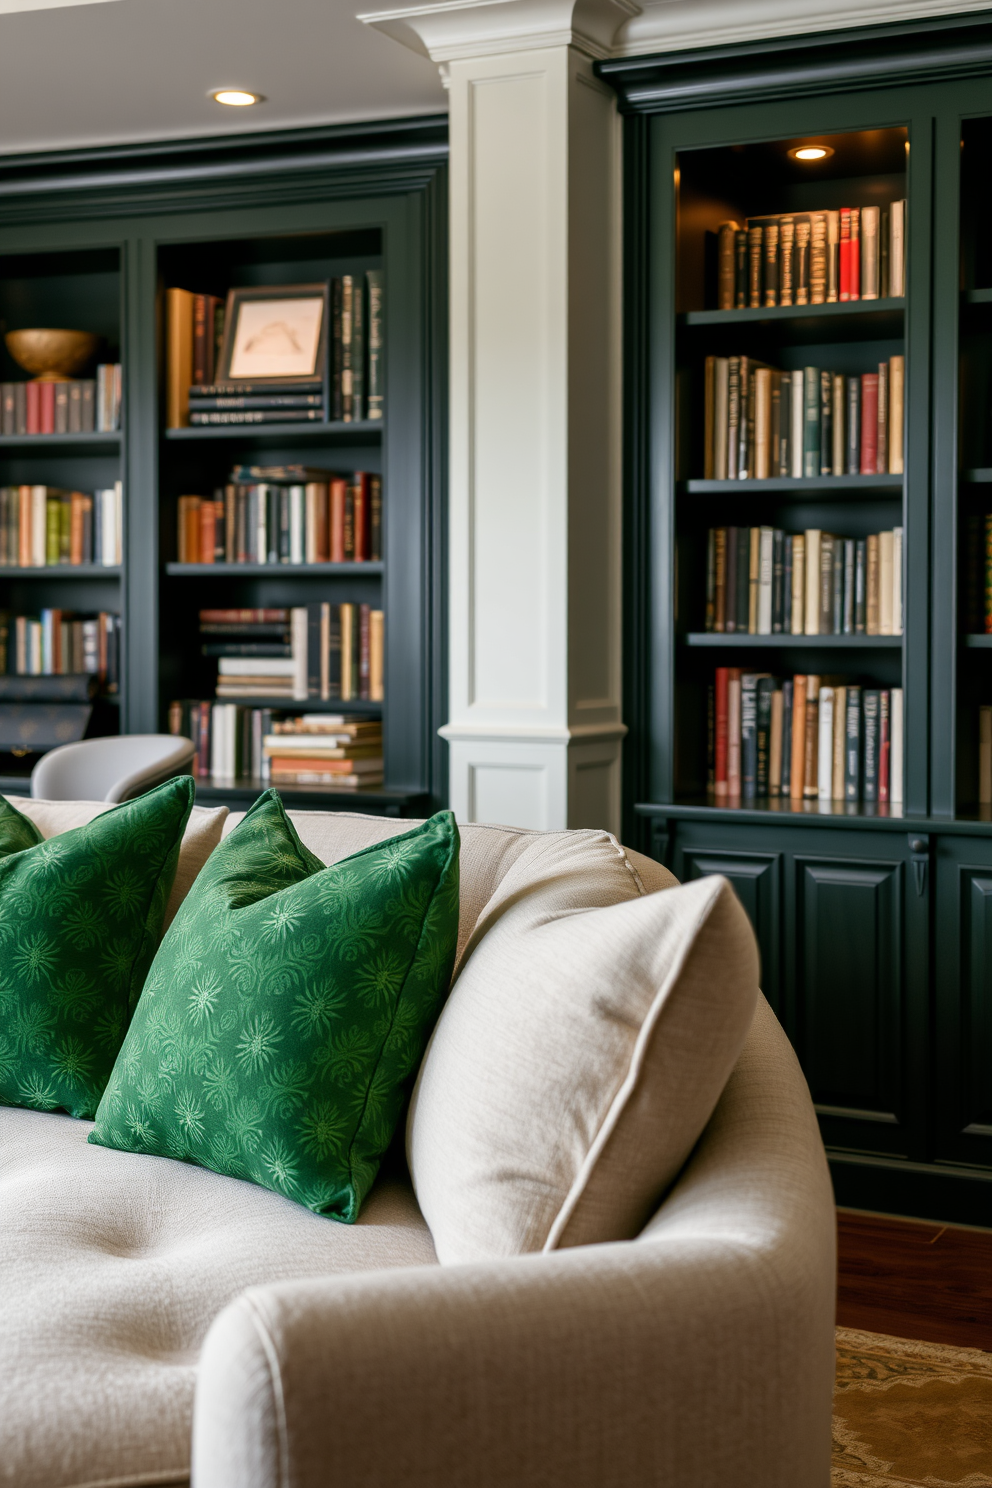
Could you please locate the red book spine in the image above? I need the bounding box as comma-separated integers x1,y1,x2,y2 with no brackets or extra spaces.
40,382,56,434
878,690,891,802
26,381,41,435
714,666,729,797
839,209,851,300
849,208,861,301
860,374,879,473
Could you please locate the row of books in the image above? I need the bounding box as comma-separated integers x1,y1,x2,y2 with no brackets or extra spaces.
714,202,906,310
201,605,384,703
0,483,123,568
176,471,381,565
703,527,903,637
166,274,383,427
702,357,905,480
0,366,122,436
0,609,121,689
166,706,381,788
709,667,904,804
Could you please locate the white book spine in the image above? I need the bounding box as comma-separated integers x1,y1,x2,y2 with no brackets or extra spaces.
879,529,894,634
115,480,123,565
791,535,805,635
218,657,296,676
289,486,305,565
757,526,774,634
892,526,903,635
804,529,821,636
291,607,309,701
790,370,804,477
861,205,880,299
890,687,904,805
31,485,46,567
305,485,318,564
832,686,846,800
256,484,268,565
817,688,835,799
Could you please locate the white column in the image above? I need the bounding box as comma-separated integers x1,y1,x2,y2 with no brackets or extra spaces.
361,0,631,832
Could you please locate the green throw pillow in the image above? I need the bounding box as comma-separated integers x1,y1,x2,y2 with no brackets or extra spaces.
90,791,460,1221
0,776,195,1119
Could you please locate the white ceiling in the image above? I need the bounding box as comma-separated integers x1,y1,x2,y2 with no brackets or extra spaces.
0,0,447,158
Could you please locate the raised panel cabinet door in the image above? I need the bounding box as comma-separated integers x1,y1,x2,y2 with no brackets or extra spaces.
795,853,909,1158
679,848,782,1016
934,840,992,1171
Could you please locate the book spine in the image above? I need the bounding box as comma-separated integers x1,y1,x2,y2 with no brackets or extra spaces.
860,374,879,473
769,685,784,795
727,669,742,795
771,527,784,633
763,222,779,307
862,689,880,799
777,371,790,475
724,527,738,633
832,373,845,476
734,231,747,309
779,218,795,306
289,485,305,566
876,360,889,473
340,275,354,422
747,225,763,308
756,675,774,793
370,475,382,562
819,533,834,635
879,529,894,635
193,294,208,385
366,270,384,420
754,367,771,479
890,200,906,298
866,533,880,634
817,687,835,799
878,689,891,802
826,210,840,303
819,369,832,476
855,538,867,633
713,358,729,479
889,354,905,475
740,672,759,795
781,678,794,795
727,357,740,480
890,687,904,805
892,526,903,636
846,375,860,475
735,525,749,632
832,685,846,800
790,370,804,478
166,287,193,429
845,686,862,800
803,675,820,798
783,533,793,633
740,359,752,480
795,218,810,305
703,355,715,479
803,367,820,477
843,538,855,634
757,525,774,635
832,535,843,634
791,532,805,636
714,666,729,796
717,222,738,310
809,214,827,305
705,528,716,631
331,278,344,421
790,673,807,798
804,528,820,636
352,277,365,422
880,208,890,299
861,205,880,299
747,526,760,634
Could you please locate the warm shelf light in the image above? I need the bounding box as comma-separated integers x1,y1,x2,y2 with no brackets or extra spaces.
212,89,263,107
789,145,834,162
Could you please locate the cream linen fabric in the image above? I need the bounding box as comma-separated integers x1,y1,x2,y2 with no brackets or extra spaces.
0,1105,437,1488
192,995,836,1488
6,794,228,932
407,843,759,1262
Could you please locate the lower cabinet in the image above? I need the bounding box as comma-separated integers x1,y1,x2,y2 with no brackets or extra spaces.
644,812,992,1223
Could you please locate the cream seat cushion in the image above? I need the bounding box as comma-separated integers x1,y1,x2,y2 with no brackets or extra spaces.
0,1105,437,1488
6,795,229,933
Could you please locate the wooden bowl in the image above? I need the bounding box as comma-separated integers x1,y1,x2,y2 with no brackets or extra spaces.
5,329,100,381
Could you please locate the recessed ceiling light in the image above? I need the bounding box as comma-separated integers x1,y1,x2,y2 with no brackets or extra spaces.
212,89,263,107
789,145,834,162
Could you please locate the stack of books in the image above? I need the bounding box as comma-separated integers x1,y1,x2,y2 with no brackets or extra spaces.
177,467,381,564
263,715,383,789
709,668,903,804
713,202,906,309
187,380,324,427
702,357,904,479
0,366,122,435
0,609,120,689
202,604,384,704
0,483,123,567
704,526,903,636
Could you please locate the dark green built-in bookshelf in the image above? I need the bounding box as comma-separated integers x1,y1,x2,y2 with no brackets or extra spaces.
0,118,448,816
600,12,992,1225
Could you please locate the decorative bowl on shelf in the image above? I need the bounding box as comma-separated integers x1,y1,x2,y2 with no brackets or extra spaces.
4,329,99,381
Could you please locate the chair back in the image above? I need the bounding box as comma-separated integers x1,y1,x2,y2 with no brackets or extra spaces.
30,735,196,803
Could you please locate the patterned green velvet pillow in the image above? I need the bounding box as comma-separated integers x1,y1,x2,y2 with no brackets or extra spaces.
90,791,460,1221
0,777,195,1119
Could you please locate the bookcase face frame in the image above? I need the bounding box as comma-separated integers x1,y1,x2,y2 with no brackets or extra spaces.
0,124,448,809
644,84,933,819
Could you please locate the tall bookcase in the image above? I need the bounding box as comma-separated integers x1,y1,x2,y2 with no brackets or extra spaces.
602,13,992,1224
0,118,448,816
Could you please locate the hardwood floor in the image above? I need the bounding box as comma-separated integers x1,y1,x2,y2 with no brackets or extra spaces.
837,1209,992,1351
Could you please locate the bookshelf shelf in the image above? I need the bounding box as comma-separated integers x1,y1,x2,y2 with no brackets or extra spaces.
963,469,992,484
963,634,992,648
165,562,383,578
683,632,902,648
210,696,383,715
684,475,902,496
0,565,121,578
963,288,992,304
164,421,382,444
0,432,121,452
679,300,905,346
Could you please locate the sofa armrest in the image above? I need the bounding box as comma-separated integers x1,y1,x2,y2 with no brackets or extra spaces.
192,998,835,1488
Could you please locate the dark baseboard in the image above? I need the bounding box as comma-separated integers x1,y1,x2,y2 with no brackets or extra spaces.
829,1152,992,1228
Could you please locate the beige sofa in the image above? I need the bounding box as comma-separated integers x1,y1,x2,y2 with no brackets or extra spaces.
0,809,836,1488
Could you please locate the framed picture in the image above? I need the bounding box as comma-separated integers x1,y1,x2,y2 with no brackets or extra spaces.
218,283,329,385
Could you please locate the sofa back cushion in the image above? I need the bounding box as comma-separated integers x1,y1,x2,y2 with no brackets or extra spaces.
13,793,228,932
404,834,759,1264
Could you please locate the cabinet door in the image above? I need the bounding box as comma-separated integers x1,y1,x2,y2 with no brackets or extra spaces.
933,836,992,1170
664,818,928,1162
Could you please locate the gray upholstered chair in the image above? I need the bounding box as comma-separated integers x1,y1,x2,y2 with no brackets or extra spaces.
30,734,195,803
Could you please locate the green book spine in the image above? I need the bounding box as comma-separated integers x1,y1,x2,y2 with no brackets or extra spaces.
45,496,59,567
803,366,820,478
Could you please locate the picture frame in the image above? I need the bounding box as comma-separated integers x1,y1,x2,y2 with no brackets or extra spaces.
218,283,329,386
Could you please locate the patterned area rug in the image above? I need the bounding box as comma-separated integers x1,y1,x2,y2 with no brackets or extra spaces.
834,1328,992,1487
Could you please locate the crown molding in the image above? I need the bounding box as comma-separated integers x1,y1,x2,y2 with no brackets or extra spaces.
597,6,992,110
359,0,639,63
